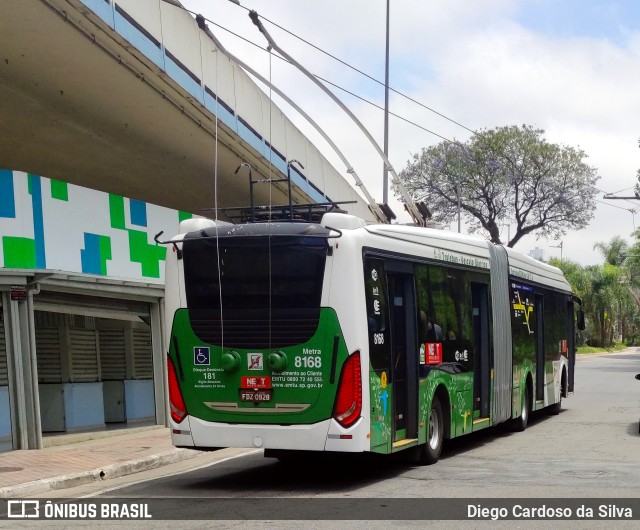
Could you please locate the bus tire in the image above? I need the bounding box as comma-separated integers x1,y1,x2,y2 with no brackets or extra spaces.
548,395,561,415
512,385,530,432
419,397,444,465
266,449,306,465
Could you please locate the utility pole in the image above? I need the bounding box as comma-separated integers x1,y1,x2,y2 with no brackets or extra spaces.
551,241,563,261
456,185,461,233
382,0,390,204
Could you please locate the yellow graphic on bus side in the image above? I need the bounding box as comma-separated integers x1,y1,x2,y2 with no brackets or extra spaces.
513,291,534,334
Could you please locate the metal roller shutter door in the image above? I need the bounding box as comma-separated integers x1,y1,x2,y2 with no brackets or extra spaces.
35,327,63,383
69,329,100,383
132,328,152,379
0,324,7,386
99,329,126,381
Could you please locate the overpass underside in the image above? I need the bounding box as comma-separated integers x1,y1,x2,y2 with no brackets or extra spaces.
0,0,352,220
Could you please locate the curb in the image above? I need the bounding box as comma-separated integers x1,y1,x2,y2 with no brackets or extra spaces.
576,348,639,359
42,424,162,448
0,448,199,499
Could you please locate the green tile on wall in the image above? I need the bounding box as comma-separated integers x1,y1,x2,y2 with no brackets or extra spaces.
3,236,36,268
51,180,69,201
109,194,126,230
128,230,167,278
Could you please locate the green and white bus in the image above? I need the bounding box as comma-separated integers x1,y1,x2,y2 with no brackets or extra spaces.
162,212,581,464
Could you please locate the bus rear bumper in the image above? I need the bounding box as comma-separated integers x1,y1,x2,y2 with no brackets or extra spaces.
175,416,331,450
173,416,368,452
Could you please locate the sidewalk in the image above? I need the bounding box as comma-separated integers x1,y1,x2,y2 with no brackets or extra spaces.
0,425,204,498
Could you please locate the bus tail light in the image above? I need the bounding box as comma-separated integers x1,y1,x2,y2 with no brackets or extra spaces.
333,351,362,428
168,356,187,423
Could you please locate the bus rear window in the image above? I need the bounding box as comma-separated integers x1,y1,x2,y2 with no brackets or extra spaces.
183,236,327,311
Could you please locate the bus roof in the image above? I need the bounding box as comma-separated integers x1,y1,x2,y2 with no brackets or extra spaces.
321,213,571,293
505,247,571,293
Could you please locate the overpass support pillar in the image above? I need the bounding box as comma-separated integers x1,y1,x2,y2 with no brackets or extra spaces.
2,290,41,449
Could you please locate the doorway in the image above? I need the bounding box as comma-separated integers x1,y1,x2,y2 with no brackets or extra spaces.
472,282,491,418
387,272,418,441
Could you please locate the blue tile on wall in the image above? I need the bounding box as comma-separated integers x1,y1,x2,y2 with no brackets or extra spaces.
129,199,147,227
0,169,16,218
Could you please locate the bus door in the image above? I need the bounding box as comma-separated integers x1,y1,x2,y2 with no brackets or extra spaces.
535,294,545,401
387,270,418,442
567,299,576,393
471,282,491,418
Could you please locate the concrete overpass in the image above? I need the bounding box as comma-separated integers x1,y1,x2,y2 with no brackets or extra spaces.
0,0,373,220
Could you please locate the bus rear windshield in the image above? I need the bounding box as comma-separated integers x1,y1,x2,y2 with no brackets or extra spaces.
183,235,328,311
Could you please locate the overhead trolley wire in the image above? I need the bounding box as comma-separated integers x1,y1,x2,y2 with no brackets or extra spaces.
223,0,477,136
594,198,635,212
179,1,634,206
169,0,470,144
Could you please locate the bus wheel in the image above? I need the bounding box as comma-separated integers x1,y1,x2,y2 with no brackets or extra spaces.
419,397,443,465
548,395,561,415
265,449,302,465
512,387,530,432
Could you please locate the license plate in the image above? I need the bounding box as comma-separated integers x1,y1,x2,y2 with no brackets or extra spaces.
240,389,272,402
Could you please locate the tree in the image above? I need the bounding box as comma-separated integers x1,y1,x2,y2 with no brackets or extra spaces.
635,137,640,196
593,236,629,267
624,228,640,286
555,234,640,347
550,258,591,346
587,263,631,346
553,258,636,347
397,125,599,247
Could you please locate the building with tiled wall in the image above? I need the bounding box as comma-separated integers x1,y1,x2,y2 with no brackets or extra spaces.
0,169,181,449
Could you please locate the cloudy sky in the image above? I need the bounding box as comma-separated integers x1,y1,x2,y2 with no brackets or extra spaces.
181,0,640,265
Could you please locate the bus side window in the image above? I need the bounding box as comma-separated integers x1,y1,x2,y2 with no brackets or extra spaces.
418,310,442,342
424,313,443,341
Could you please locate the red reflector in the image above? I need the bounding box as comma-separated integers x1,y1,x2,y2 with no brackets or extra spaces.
167,356,187,423
339,435,353,439
332,351,362,428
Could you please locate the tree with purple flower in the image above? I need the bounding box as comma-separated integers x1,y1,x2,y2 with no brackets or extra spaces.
397,124,599,247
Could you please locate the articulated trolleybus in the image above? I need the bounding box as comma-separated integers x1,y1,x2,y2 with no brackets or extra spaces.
163,212,581,464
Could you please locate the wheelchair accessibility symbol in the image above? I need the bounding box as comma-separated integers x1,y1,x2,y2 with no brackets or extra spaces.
194,347,210,366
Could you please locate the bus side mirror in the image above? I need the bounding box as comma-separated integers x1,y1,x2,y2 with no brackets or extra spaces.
577,310,585,331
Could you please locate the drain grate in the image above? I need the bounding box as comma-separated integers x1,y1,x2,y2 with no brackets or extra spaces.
0,466,23,473
560,470,609,478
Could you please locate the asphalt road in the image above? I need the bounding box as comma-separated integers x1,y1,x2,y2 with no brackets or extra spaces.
106,350,640,499
5,350,640,528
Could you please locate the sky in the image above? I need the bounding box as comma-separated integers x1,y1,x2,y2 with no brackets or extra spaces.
180,0,640,266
